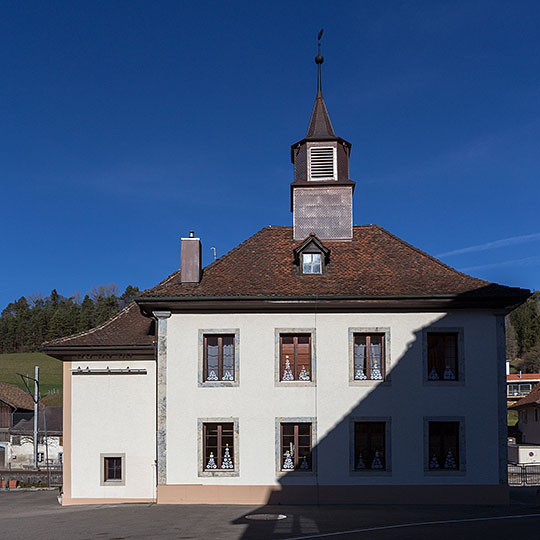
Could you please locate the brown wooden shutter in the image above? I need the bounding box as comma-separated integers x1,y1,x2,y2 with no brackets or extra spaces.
296,335,311,379
280,336,295,377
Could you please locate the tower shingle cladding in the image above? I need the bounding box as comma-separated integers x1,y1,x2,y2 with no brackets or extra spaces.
293,186,352,241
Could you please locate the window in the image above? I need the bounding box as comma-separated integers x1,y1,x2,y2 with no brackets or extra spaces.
428,421,460,470
354,422,386,470
354,334,385,380
104,456,122,481
37,452,44,463
101,454,125,485
203,423,234,470
280,334,311,381
508,383,532,397
204,334,235,382
280,423,312,471
427,332,458,381
308,146,336,181
302,253,322,274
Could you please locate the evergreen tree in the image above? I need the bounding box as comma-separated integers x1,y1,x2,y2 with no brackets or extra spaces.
0,283,138,353
94,294,118,325
510,292,540,356
78,295,95,331
119,285,140,309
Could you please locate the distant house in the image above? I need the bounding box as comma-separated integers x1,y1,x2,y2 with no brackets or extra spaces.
0,382,63,469
507,373,540,406
10,407,63,468
511,383,540,445
0,382,34,469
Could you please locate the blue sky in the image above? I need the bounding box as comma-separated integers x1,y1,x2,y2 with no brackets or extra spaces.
1,0,539,308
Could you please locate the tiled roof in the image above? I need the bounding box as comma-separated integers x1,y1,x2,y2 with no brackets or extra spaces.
12,406,62,433
43,226,530,351
511,382,540,409
42,302,155,348
507,374,540,382
140,226,527,300
0,382,35,411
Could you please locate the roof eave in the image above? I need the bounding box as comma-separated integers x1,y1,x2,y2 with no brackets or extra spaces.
135,292,529,315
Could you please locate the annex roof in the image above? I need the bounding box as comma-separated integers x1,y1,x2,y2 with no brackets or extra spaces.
0,382,35,411
139,225,528,301
42,302,155,349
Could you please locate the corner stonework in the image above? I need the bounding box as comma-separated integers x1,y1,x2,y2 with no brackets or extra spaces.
153,310,171,485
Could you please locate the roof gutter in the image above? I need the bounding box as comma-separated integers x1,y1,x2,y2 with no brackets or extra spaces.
135,291,530,316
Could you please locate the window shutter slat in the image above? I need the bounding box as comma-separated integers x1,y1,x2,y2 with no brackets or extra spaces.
309,147,335,180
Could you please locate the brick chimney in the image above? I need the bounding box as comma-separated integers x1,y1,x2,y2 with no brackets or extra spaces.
180,231,202,284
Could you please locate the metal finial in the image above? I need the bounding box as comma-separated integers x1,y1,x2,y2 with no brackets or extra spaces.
315,29,324,95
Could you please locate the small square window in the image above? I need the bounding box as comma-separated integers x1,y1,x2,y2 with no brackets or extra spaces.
280,423,312,471
353,334,385,381
104,456,122,481
302,253,322,274
354,422,386,471
428,421,460,470
204,335,235,382
101,454,125,485
280,334,312,381
427,333,458,381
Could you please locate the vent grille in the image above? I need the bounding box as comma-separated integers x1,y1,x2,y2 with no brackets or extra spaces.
309,147,336,180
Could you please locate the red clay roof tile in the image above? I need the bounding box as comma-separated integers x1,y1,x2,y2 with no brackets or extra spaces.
42,302,155,348
140,225,525,299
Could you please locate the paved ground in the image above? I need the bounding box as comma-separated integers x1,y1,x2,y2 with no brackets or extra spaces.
1,488,540,540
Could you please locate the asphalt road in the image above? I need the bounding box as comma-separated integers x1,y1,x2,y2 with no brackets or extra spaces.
1,488,540,540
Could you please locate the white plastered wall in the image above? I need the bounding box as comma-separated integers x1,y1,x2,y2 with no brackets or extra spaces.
70,360,156,499
165,311,501,487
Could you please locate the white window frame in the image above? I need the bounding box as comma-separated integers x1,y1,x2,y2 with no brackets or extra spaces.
308,145,337,181
302,253,322,274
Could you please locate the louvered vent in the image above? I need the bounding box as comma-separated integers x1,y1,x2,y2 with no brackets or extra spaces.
309,146,336,181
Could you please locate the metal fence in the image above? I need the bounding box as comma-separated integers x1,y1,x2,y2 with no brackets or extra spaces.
508,463,540,486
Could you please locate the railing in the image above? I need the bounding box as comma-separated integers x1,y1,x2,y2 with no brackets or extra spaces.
508,463,540,486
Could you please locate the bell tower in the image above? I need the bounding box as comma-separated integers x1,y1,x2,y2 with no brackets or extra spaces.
290,32,355,241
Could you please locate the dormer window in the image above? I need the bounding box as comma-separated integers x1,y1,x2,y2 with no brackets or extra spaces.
294,234,330,275
302,253,322,274
308,146,337,181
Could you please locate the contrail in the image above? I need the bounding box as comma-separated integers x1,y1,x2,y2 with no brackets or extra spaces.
436,232,540,257
460,255,540,273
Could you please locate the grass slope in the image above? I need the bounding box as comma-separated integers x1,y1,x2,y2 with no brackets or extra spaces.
0,352,62,397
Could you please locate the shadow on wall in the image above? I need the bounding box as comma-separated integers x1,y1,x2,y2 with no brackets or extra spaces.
231,287,510,538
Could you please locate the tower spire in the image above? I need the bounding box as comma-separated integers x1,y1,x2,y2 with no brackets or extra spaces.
316,29,324,95
290,30,355,241
306,29,335,139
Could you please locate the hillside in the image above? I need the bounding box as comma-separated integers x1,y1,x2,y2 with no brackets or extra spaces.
0,352,62,397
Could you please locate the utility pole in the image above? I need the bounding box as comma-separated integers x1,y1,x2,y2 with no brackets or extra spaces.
33,366,39,469
18,367,40,470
